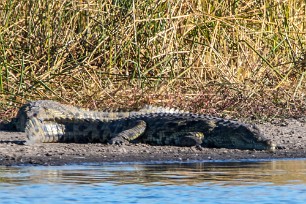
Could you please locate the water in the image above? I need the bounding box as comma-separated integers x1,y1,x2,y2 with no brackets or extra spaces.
1,159,306,204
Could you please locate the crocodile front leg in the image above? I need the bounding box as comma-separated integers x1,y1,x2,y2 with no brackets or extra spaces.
108,120,146,145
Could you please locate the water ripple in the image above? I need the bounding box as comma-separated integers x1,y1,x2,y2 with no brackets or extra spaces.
1,159,306,203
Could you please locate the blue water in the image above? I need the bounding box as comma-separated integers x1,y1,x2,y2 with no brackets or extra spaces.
1,159,306,204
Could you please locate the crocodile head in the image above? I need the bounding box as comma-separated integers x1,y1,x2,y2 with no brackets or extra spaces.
205,122,276,151
235,124,276,151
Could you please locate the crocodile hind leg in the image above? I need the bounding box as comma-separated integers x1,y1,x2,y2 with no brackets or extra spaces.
145,131,205,146
108,120,146,145
175,132,205,147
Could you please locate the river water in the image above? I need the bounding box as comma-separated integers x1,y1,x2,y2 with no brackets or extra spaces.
1,159,306,203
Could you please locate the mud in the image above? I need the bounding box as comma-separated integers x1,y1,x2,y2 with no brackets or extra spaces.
0,118,305,166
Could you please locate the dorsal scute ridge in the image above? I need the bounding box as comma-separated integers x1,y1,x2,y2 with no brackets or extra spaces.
68,105,188,119
138,105,188,114
110,112,203,123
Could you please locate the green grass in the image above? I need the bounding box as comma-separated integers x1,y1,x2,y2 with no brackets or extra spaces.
0,0,305,120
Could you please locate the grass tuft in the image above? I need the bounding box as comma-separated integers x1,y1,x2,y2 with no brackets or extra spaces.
0,0,305,120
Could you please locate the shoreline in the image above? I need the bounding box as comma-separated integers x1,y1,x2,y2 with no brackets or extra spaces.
0,118,305,166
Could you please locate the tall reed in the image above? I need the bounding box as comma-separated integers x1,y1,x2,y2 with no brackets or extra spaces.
0,0,305,119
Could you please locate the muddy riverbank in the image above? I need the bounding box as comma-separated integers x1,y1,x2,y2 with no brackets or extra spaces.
0,118,305,166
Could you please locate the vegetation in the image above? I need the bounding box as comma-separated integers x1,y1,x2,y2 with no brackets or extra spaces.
0,0,305,120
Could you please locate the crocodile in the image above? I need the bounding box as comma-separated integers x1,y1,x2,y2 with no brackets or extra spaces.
23,107,275,151
3,100,275,150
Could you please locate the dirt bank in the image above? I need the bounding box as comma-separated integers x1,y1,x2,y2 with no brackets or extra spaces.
0,118,305,166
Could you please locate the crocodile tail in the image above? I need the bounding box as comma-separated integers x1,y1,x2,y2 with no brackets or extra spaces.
0,119,18,131
25,117,67,144
25,117,45,144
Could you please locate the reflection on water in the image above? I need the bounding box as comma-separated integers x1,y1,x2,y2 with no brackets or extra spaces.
1,159,306,186
1,159,306,204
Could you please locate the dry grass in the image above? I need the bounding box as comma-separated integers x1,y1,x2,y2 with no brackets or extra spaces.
0,0,305,120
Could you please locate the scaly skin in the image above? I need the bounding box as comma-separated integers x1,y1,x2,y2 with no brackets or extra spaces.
13,100,186,132
5,100,275,150
25,111,276,151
